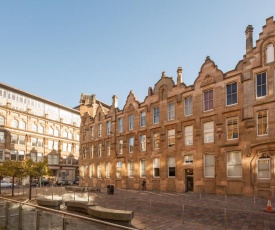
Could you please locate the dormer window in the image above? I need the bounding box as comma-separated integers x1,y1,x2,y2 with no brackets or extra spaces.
266,43,274,64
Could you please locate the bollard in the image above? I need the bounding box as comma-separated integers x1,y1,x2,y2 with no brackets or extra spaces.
18,204,23,230
36,210,42,230
62,215,67,230
224,208,227,230
149,199,152,218
124,197,127,211
5,202,10,229
182,204,185,224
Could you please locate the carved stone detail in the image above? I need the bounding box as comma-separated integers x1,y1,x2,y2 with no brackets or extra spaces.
201,74,216,87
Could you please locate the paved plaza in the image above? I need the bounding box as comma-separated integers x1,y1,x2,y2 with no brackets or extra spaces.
1,187,275,229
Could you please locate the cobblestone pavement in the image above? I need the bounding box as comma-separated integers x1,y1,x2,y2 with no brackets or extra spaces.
1,187,275,230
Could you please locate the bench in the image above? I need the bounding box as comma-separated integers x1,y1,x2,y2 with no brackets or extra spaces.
64,200,97,213
37,198,63,210
65,186,85,192
87,206,134,225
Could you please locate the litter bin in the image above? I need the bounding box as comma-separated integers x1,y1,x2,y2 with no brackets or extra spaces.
107,185,114,195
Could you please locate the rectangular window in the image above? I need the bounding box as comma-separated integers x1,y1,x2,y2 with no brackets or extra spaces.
90,145,93,158
82,147,86,159
256,72,267,98
129,115,134,130
53,141,58,150
140,160,146,178
37,138,43,148
0,149,4,161
204,89,213,111
0,132,5,143
18,150,25,161
107,121,111,135
106,142,110,156
129,137,134,153
168,102,175,121
48,140,53,150
116,161,122,178
184,96,193,116
140,111,146,127
118,118,123,133
168,129,175,147
257,110,268,136
118,139,123,154
204,121,214,143
227,151,242,178
90,127,94,139
89,164,93,178
226,82,237,105
168,158,175,177
258,158,270,179
63,143,67,151
184,126,193,146
97,164,101,178
184,155,193,164
153,158,160,177
140,135,146,151
153,133,160,150
37,152,43,162
18,135,25,145
227,117,238,140
98,144,102,157
31,137,37,147
10,150,17,161
204,154,215,178
153,107,160,124
68,143,72,152
106,162,110,178
98,124,102,137
11,134,18,144
128,161,134,178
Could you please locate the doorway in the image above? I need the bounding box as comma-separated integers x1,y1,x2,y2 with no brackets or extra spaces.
185,169,193,192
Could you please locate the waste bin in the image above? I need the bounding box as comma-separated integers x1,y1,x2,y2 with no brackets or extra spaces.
107,185,114,195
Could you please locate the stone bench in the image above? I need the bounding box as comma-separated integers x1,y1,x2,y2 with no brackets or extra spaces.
65,186,85,192
87,206,134,225
37,198,63,210
64,200,97,213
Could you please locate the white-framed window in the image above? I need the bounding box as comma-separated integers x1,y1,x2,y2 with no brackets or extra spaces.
48,128,54,135
90,145,93,158
227,117,238,140
48,154,59,164
37,138,43,147
129,137,134,153
118,139,123,154
204,89,213,111
204,154,215,178
184,96,192,116
118,118,123,133
140,159,146,178
98,124,102,137
168,129,175,148
256,72,267,98
38,125,44,134
128,161,134,178
90,126,94,139
153,107,160,124
106,142,110,156
227,151,242,178
31,152,43,162
106,162,111,178
97,163,101,178
17,150,25,161
54,129,59,137
204,121,214,143
32,124,37,132
11,134,18,144
62,143,68,151
19,135,25,145
184,126,193,146
257,110,268,136
63,130,68,138
168,102,175,121
10,150,18,161
0,132,4,143
0,149,4,161
168,157,175,177
53,141,58,150
184,155,193,164
266,43,274,64
68,132,72,139
19,121,26,130
48,140,53,150
82,147,86,159
0,116,4,126
116,161,122,178
153,158,160,178
258,154,270,179
89,164,93,178
226,82,237,106
140,111,146,127
153,132,160,150
11,119,18,128
98,143,102,157
68,143,72,152
129,115,134,130
140,135,146,151
107,121,111,135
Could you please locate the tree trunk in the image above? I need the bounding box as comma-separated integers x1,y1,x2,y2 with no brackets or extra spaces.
29,176,32,200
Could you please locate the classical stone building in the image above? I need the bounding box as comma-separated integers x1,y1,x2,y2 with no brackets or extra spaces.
79,17,275,197
0,82,81,184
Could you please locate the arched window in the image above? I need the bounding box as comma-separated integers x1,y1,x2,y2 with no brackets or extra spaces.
266,43,274,64
0,116,4,126
32,124,38,132
48,127,54,135
38,125,44,134
19,121,26,130
11,119,18,128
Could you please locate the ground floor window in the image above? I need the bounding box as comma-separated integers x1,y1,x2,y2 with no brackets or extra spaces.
227,151,242,178
140,160,146,178
168,157,175,177
258,154,270,179
204,154,214,178
153,158,160,177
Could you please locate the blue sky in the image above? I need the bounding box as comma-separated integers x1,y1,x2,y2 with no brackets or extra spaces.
0,1,275,109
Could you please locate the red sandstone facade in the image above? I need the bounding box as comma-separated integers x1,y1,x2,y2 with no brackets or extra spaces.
79,17,275,197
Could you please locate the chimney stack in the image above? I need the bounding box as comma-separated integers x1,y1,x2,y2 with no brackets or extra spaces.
112,95,118,108
177,67,182,85
245,25,253,53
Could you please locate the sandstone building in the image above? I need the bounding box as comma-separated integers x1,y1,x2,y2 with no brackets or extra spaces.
0,82,81,184
79,17,275,197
